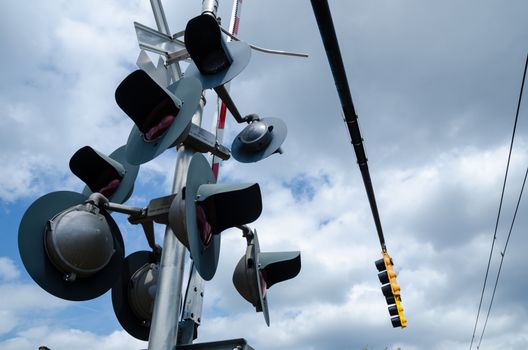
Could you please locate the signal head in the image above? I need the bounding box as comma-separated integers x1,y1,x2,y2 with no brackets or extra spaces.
184,14,251,90
375,252,407,328
233,231,301,326
115,70,202,165
231,117,287,163
69,145,139,204
169,153,262,281
18,191,124,301
112,251,159,340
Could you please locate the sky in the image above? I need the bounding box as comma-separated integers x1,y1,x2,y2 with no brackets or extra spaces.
1,0,528,349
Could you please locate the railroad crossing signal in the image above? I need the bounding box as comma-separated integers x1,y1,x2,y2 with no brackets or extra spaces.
232,227,301,325
231,116,287,163
69,145,139,204
112,250,159,340
184,13,251,90
18,191,125,301
169,153,263,281
375,251,407,328
115,69,202,165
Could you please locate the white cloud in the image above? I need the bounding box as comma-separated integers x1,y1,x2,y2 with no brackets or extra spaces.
0,258,71,336
0,326,146,350
0,258,19,281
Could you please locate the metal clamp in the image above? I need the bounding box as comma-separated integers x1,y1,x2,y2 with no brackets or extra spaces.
92,193,178,257
184,124,231,160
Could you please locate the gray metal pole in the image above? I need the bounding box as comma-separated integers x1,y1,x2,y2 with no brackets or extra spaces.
147,187,187,350
145,2,191,349
202,0,219,16
148,97,205,350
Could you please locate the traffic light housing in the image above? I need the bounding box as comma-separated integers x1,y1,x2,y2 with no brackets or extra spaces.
115,69,202,165
233,229,301,326
169,153,262,281
112,250,159,341
69,145,139,204
375,251,407,328
184,13,251,90
231,117,287,163
18,191,125,301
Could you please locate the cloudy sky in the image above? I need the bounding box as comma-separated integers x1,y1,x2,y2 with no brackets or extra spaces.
1,1,528,349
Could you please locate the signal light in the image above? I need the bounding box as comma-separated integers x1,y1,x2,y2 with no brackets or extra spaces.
232,228,301,326
115,69,202,165
18,191,124,301
112,250,159,341
69,145,139,204
169,153,262,281
184,14,251,90
375,252,407,328
231,116,287,163
390,298,406,328
185,13,232,75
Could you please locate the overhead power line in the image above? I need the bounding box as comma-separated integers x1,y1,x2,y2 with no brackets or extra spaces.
476,166,528,349
469,53,528,350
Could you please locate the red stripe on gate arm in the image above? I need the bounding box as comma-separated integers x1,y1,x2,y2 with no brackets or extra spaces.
212,162,220,180
217,103,227,129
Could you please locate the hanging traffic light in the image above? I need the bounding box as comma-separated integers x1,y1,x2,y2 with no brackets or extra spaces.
115,69,202,165
232,228,301,326
18,191,125,301
184,13,251,90
231,115,288,163
169,153,262,281
69,145,139,204
375,251,407,328
112,250,159,341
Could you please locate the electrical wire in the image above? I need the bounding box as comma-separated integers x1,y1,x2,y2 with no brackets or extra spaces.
476,166,528,349
469,53,528,349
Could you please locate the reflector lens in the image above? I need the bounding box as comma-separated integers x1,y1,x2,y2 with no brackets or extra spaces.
100,179,121,198
69,146,124,195
195,204,212,246
381,283,393,298
375,258,385,271
145,115,176,141
378,271,389,284
391,316,402,328
136,95,179,136
258,269,267,298
388,304,399,316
